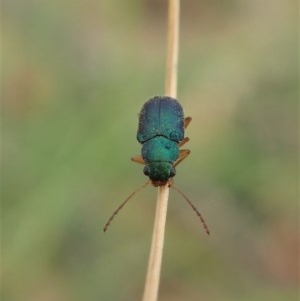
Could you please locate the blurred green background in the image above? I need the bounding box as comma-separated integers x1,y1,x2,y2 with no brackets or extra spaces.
2,0,299,300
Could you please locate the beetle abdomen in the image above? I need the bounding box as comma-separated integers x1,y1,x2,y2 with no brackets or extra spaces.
137,96,184,143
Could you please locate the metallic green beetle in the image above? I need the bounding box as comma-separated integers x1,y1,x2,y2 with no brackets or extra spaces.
103,96,209,235
132,96,191,187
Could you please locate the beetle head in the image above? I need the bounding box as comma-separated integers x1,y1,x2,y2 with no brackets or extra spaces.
143,162,176,186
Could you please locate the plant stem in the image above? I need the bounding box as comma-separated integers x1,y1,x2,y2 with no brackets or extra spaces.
165,0,180,97
142,185,170,301
142,1,180,301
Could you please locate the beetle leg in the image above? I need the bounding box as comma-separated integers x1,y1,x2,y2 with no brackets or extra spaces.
131,155,145,165
184,117,192,129
174,149,190,167
178,137,189,147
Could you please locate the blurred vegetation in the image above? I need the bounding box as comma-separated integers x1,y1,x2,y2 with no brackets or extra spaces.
2,0,299,301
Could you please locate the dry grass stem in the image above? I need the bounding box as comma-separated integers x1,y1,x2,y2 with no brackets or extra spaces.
142,185,170,301
142,1,180,301
165,0,180,98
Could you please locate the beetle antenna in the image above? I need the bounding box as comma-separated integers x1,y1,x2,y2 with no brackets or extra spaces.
171,185,210,235
103,181,149,232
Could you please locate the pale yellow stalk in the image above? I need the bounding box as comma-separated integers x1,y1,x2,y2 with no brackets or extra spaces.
142,1,180,301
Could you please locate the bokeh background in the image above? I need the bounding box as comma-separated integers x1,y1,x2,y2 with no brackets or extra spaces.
2,0,299,300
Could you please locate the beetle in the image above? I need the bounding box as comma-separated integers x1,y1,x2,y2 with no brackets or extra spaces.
131,95,191,186
103,96,209,234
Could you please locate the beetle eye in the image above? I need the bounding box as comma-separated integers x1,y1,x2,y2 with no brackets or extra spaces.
170,167,176,177
143,166,150,176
